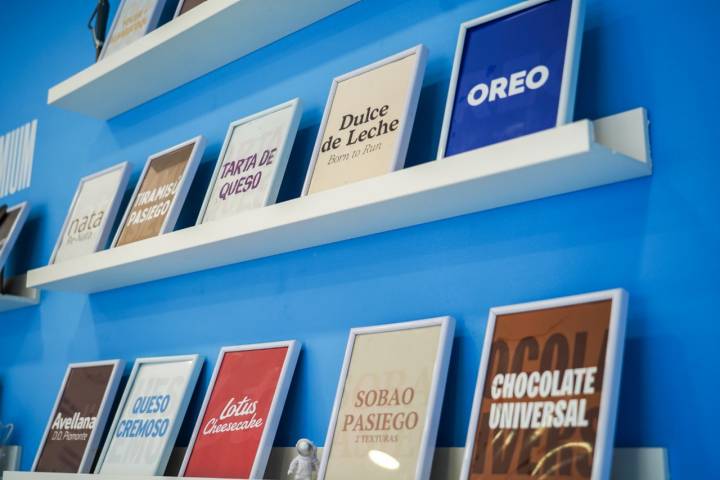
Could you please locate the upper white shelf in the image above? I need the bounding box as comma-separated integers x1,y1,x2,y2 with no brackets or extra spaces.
0,275,40,313
47,0,361,119
26,108,651,293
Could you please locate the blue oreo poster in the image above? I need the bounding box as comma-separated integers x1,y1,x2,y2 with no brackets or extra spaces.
443,0,581,157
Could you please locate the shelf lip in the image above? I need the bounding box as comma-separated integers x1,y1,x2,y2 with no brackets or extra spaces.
26,108,651,294
3,447,668,480
47,0,361,119
0,295,38,313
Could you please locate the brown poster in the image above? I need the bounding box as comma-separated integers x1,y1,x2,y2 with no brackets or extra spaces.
114,143,193,247
469,300,612,479
178,0,207,15
35,365,115,472
0,208,20,250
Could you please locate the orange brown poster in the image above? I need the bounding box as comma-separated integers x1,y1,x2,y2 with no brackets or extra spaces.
113,137,203,247
462,290,627,480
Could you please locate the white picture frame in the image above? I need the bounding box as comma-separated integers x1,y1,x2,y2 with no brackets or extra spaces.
99,0,170,61
50,162,130,264
32,360,124,473
460,289,628,480
196,99,302,225
302,45,427,196
111,136,205,248
319,316,455,480
179,341,300,479
95,354,203,475
437,0,585,159
0,201,29,273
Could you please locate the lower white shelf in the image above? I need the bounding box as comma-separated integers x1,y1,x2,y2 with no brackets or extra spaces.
3,447,668,480
26,108,651,293
0,275,40,313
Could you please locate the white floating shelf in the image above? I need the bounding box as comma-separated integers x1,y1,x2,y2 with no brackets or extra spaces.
4,447,668,480
267,446,669,480
27,108,651,293
47,0,361,119
0,275,40,313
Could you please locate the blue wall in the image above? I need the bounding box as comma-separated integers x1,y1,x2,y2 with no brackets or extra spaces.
0,0,717,476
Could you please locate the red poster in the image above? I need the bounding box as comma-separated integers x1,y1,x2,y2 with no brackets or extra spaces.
183,346,290,478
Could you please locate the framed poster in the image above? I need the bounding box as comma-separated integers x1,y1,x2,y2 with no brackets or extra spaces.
112,136,205,247
438,0,585,158
99,0,171,60
50,162,130,264
302,45,427,196
197,99,302,224
460,289,628,480
0,202,29,272
95,354,203,475
180,341,300,478
32,360,124,473
319,317,455,480
174,0,207,16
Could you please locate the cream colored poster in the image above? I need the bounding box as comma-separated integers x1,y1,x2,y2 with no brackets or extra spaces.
324,325,442,479
201,105,296,223
54,167,126,263
102,0,157,59
306,50,421,195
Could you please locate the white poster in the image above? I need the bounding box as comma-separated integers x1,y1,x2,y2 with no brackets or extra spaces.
97,356,201,475
198,99,301,224
52,164,129,263
101,0,166,59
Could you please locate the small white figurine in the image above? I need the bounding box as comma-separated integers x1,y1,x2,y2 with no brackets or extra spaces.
287,438,319,480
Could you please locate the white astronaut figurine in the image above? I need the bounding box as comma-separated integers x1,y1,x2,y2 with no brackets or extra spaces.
287,439,319,480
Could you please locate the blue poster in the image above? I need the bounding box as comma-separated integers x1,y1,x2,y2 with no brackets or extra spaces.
444,0,576,157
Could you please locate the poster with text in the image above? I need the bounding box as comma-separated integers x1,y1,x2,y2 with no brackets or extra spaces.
102,0,164,59
200,102,299,223
305,47,425,195
98,358,200,475
34,363,119,473
467,298,619,479
183,346,293,478
53,164,128,263
443,0,580,157
114,143,194,247
322,322,451,480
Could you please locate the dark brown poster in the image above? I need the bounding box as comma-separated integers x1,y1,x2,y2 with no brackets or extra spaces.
35,365,115,472
178,0,207,15
0,208,20,250
469,300,612,479
115,143,193,247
